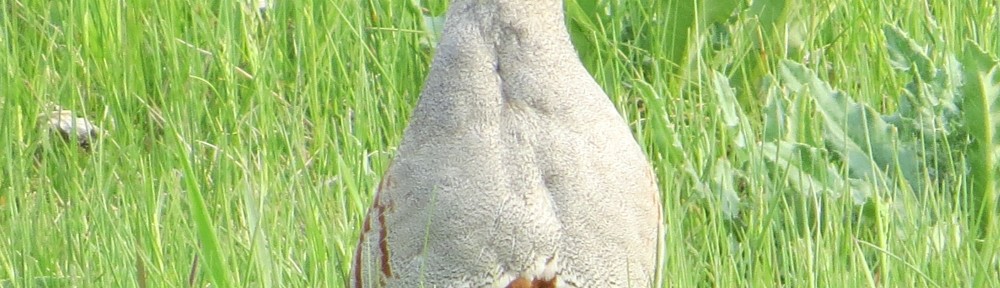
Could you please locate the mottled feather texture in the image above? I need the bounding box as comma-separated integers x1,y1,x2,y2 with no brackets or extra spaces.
351,0,662,287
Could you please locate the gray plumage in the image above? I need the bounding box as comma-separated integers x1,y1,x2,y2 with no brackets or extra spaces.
352,0,661,287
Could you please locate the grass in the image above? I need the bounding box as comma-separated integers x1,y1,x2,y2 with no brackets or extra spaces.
1,0,998,287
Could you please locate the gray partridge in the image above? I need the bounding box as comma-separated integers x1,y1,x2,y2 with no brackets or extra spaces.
351,0,662,287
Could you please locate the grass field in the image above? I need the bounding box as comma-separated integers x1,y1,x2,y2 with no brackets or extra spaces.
1,0,998,287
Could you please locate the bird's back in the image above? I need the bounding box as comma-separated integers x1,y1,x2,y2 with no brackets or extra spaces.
352,1,661,287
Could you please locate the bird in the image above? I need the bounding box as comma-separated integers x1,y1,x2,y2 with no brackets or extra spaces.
41,104,103,151
351,0,662,287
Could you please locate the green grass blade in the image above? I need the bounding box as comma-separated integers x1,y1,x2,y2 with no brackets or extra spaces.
178,144,234,287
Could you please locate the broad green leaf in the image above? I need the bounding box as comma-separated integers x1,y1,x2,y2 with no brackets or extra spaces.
760,141,869,203
565,0,601,70
779,60,836,98
960,40,1000,238
761,141,834,197
634,79,687,164
780,60,922,192
761,76,788,142
712,158,742,219
883,24,963,143
880,25,966,189
747,0,787,27
931,54,966,124
712,71,749,148
961,42,1000,147
702,0,741,23
712,71,740,128
684,162,712,196
884,25,934,80
642,0,739,68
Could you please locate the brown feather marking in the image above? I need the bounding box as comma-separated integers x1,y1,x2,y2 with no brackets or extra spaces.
352,174,395,287
376,175,393,278
352,213,369,287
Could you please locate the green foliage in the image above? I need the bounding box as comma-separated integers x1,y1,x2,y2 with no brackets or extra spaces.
566,0,740,75
882,26,967,191
748,24,998,215
960,41,1000,241
780,60,920,193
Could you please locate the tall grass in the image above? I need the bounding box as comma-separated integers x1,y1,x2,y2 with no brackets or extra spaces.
1,0,997,287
